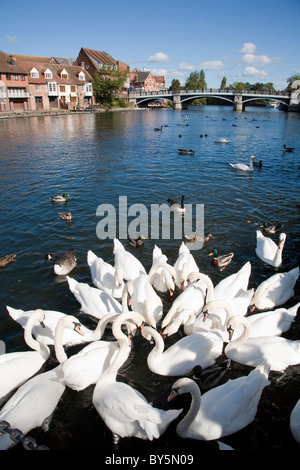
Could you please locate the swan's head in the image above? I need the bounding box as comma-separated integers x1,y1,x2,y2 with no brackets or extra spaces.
167,377,197,402
57,315,85,336
250,155,255,160
32,309,46,328
278,232,286,248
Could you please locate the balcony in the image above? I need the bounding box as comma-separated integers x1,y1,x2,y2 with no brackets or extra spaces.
8,89,30,99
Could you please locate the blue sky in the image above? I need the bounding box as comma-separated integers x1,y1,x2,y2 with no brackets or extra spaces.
1,0,299,89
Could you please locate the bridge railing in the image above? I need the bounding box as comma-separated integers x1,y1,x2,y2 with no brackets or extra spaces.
129,88,290,98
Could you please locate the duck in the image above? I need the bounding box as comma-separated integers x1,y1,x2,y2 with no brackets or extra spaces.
6,306,107,346
209,249,234,270
229,155,255,171
45,249,77,275
58,212,72,221
290,397,300,444
87,250,124,299
173,242,199,289
187,359,231,392
113,238,146,287
154,126,163,131
142,325,224,376
0,309,50,400
167,362,270,441
167,195,185,213
250,266,299,310
185,232,214,244
283,144,294,153
260,222,283,234
51,193,69,203
253,160,263,168
148,245,176,295
255,230,286,267
178,149,195,155
92,312,182,445
127,234,145,248
0,316,84,450
225,315,300,372
0,253,16,267
67,276,122,320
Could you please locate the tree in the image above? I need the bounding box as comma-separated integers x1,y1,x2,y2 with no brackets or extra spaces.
286,73,300,92
169,79,181,91
220,77,227,89
185,70,207,89
93,67,128,106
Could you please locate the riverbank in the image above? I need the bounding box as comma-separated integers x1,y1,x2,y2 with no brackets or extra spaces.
0,106,139,120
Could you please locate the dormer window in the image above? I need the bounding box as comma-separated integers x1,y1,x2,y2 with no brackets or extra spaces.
78,71,85,80
44,68,52,79
60,68,68,79
30,67,39,78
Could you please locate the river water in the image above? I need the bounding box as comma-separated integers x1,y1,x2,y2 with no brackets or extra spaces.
0,105,299,454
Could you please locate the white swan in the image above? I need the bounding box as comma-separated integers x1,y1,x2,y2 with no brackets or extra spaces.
6,306,111,346
113,238,146,287
213,261,251,300
290,397,300,444
148,245,176,295
225,315,300,372
55,313,123,391
167,362,270,441
229,155,255,171
142,325,224,376
255,231,286,267
87,250,124,299
92,312,182,444
161,276,207,330
0,316,84,450
250,266,299,310
0,309,50,400
215,137,229,143
67,276,122,320
122,274,163,328
173,242,199,289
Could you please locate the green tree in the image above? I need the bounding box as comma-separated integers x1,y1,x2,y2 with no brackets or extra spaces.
286,73,300,92
220,77,227,89
93,67,128,106
185,70,207,89
169,79,181,90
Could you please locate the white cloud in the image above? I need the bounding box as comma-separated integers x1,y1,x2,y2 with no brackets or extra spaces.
240,42,256,54
241,66,268,78
147,52,170,63
5,35,18,44
200,60,224,71
178,62,196,71
241,53,273,66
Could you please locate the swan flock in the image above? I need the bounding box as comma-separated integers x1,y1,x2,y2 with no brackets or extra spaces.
1,237,300,451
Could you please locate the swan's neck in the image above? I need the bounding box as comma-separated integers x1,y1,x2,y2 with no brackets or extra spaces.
143,299,156,328
93,313,120,340
273,239,285,266
54,322,69,364
249,158,254,170
100,338,130,384
177,382,201,435
204,299,234,329
225,316,250,351
148,329,165,364
24,317,49,360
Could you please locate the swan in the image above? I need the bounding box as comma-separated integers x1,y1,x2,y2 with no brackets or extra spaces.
142,325,224,376
215,137,229,143
45,249,77,275
173,242,199,289
113,238,146,287
67,276,122,320
87,250,124,299
148,245,176,295
167,195,185,213
225,315,300,372
0,316,84,450
290,397,300,444
255,231,286,267
122,274,163,328
92,312,182,444
6,306,110,346
55,313,125,391
167,362,270,441
161,276,207,330
0,309,50,400
51,193,69,203
250,266,299,310
229,155,255,171
213,261,251,300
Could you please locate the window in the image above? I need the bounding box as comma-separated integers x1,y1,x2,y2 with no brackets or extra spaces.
60,85,66,92
71,86,76,93
78,71,85,80
6,74,11,80
60,69,68,79
30,68,39,78
20,74,25,81
44,69,52,79
48,82,57,93
13,74,19,81
36,85,41,91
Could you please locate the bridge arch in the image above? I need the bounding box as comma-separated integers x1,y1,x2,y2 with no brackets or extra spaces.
242,97,289,107
180,95,234,105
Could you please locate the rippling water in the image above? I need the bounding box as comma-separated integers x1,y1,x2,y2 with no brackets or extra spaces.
0,105,299,453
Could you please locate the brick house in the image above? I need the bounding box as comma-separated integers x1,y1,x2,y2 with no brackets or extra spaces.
129,69,164,92
0,51,30,111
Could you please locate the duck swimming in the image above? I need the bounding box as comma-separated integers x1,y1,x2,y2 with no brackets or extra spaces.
283,144,294,153
209,249,234,270
45,249,77,276
127,235,145,248
51,193,69,203
260,222,283,234
0,253,16,267
58,212,72,221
